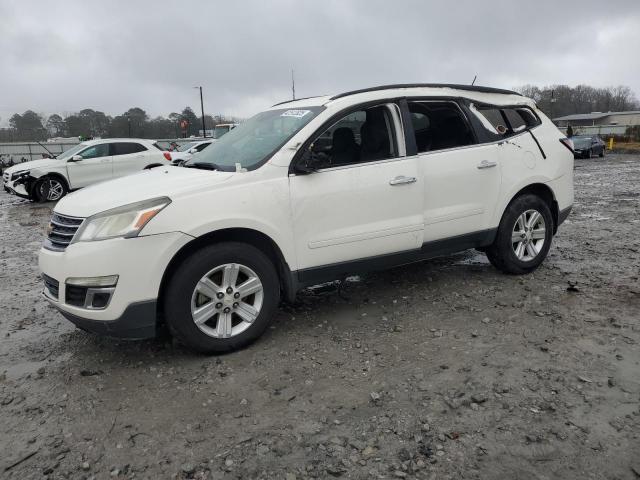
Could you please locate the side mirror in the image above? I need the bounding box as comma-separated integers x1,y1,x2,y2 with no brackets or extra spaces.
189,148,198,154
294,144,318,175
68,155,83,162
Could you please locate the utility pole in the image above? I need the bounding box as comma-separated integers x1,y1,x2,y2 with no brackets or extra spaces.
291,69,296,100
195,86,206,137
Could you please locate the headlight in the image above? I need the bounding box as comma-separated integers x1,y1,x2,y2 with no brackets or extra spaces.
72,197,171,243
11,170,30,181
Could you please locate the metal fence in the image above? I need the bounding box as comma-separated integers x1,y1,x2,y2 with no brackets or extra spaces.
0,140,80,164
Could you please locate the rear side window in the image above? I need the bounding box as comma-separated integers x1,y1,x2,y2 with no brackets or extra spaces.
407,101,475,153
111,142,147,156
503,109,526,133
471,105,541,139
195,142,211,152
474,107,508,136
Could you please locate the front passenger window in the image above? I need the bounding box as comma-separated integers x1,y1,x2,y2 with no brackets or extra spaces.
79,144,109,159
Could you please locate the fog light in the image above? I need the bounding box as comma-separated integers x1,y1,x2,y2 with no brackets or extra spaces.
66,275,119,287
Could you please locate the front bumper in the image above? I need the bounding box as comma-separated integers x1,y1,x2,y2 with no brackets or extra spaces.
2,179,30,198
39,231,192,338
52,299,158,339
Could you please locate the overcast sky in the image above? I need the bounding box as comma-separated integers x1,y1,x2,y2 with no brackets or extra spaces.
1,0,639,125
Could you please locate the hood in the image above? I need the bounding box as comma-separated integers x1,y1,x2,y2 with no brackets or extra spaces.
4,158,63,174
54,166,233,217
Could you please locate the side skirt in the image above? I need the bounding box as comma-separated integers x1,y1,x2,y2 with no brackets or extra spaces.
294,228,497,288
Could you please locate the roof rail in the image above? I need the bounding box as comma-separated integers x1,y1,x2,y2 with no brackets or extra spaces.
329,83,522,100
271,95,323,107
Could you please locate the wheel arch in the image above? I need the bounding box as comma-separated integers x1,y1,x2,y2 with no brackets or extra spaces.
144,163,164,169
505,183,559,233
157,228,297,323
29,172,70,199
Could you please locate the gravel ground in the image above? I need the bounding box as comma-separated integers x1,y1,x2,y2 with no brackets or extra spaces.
1,155,639,480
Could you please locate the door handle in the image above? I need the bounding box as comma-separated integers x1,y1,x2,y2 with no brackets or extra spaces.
477,160,497,169
389,175,417,186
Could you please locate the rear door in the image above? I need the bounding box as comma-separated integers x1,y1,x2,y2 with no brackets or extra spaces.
110,142,149,177
290,103,424,273
405,100,502,242
66,143,112,188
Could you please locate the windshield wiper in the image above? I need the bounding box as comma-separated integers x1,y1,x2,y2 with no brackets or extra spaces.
184,162,222,171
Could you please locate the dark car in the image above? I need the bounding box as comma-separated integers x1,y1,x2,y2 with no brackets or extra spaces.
571,135,606,158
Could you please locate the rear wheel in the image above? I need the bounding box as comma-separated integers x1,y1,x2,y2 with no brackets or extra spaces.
486,194,553,274
164,242,280,353
34,176,67,202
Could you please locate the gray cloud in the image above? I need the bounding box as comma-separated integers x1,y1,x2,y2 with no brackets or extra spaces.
1,0,639,125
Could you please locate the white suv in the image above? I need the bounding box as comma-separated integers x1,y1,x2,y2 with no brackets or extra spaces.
38,84,574,353
3,138,168,202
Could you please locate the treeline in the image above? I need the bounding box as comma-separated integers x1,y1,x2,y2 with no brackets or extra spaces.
0,107,239,142
2,84,639,142
517,84,639,119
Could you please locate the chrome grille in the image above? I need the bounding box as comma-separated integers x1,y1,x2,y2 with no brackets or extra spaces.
44,213,84,251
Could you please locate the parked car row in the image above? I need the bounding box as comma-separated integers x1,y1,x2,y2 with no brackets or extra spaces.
1,126,237,201
34,83,574,353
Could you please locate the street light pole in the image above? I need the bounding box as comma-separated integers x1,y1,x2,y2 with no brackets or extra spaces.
195,86,206,138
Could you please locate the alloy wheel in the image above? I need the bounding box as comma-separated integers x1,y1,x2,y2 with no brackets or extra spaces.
40,179,65,201
190,263,264,338
511,209,546,262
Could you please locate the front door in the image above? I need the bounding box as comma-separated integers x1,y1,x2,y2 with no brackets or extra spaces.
66,143,112,188
289,104,424,274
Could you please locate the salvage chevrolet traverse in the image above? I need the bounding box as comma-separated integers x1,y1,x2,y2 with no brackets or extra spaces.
39,84,574,353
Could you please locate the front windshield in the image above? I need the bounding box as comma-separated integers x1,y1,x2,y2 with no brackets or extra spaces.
189,107,324,170
57,143,87,160
177,141,198,152
572,136,592,147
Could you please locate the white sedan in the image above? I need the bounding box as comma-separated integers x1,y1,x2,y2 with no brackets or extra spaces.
2,138,169,202
168,140,214,165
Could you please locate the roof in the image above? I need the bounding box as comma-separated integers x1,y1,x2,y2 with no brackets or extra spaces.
84,137,156,144
271,84,526,109
553,111,640,121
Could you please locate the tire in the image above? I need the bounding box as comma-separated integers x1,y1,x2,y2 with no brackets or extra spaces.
163,242,280,353
599,148,605,158
34,176,68,202
486,194,554,275
584,149,592,159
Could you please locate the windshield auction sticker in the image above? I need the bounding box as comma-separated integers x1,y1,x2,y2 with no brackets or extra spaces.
281,110,311,118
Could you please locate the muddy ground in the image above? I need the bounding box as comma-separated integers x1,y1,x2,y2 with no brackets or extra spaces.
1,155,638,480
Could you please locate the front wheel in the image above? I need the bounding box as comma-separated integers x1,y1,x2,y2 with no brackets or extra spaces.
486,194,554,274
164,242,280,353
34,176,67,202
599,148,605,158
